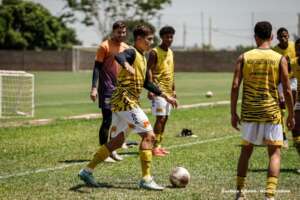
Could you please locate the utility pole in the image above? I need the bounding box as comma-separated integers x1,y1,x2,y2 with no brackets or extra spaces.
201,11,205,47
251,12,255,46
298,13,300,36
183,22,187,49
208,17,212,48
157,14,162,30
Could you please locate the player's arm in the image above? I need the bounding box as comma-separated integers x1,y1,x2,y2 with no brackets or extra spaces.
280,56,295,130
115,49,136,74
90,45,106,102
230,54,243,131
90,61,103,102
147,50,157,100
144,67,178,108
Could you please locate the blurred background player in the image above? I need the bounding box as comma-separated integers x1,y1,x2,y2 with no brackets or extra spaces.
273,27,297,149
290,38,300,173
79,25,178,190
231,21,294,200
147,26,176,156
90,21,128,162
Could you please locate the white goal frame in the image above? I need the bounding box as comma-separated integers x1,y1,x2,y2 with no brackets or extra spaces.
0,70,34,118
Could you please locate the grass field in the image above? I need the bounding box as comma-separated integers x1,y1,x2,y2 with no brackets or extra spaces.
4,72,233,120
1,72,299,199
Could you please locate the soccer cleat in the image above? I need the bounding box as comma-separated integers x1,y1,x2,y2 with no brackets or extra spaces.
235,191,247,200
152,147,166,157
104,156,116,163
78,169,100,187
110,151,123,161
139,177,164,190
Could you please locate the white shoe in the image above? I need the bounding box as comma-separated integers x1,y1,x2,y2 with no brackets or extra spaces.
122,143,128,149
111,151,123,161
104,156,116,163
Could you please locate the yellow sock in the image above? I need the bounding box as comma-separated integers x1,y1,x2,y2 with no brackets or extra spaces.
236,176,246,191
140,149,152,179
87,145,110,170
265,176,278,198
154,133,162,148
154,132,164,148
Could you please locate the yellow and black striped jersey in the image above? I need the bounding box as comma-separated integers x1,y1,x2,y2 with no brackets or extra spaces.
273,41,296,78
151,47,174,96
111,47,147,112
241,48,282,124
291,57,300,102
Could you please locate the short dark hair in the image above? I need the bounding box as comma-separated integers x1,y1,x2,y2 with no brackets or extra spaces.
159,26,175,37
254,21,272,40
277,27,288,36
112,21,126,30
295,38,300,45
133,25,154,41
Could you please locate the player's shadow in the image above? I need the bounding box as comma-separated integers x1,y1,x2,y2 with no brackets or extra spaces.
58,159,90,164
118,151,139,156
69,181,140,192
249,168,299,174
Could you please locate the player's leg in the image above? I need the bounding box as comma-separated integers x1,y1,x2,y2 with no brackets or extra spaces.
152,96,171,156
99,107,112,145
138,130,164,190
123,107,164,190
236,143,254,200
292,109,300,173
265,145,281,199
263,123,283,199
78,113,127,187
153,115,169,156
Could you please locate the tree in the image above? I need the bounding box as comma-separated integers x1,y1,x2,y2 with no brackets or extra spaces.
0,0,81,50
62,0,171,38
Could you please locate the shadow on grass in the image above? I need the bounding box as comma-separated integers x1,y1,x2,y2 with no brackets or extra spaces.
69,181,140,192
118,151,139,156
249,168,299,174
58,159,90,163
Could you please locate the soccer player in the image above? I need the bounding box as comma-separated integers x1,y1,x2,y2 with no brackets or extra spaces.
231,21,294,200
273,27,297,149
90,21,128,162
79,25,178,190
291,38,300,173
147,26,176,156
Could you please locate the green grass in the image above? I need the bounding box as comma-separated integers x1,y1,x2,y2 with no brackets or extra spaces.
2,72,233,121
0,106,299,199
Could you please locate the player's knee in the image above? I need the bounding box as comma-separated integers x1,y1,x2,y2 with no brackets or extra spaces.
142,132,156,144
157,116,167,124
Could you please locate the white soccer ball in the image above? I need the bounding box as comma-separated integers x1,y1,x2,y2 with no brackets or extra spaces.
169,166,190,188
205,91,213,98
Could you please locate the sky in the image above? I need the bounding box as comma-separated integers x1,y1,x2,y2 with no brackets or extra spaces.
33,0,300,49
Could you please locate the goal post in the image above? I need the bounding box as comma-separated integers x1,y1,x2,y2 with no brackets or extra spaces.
72,45,98,72
0,70,34,118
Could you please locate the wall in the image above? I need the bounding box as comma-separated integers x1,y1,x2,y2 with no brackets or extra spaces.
0,50,240,72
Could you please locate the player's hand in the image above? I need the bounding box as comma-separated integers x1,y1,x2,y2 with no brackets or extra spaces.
90,87,97,102
173,90,177,98
124,63,135,75
231,113,240,131
148,92,155,100
286,114,295,130
162,94,178,108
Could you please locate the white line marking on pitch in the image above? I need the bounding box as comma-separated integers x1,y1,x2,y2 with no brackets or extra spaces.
0,135,238,181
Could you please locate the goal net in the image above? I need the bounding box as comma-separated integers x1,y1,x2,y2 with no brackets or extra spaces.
72,45,97,72
0,70,34,118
